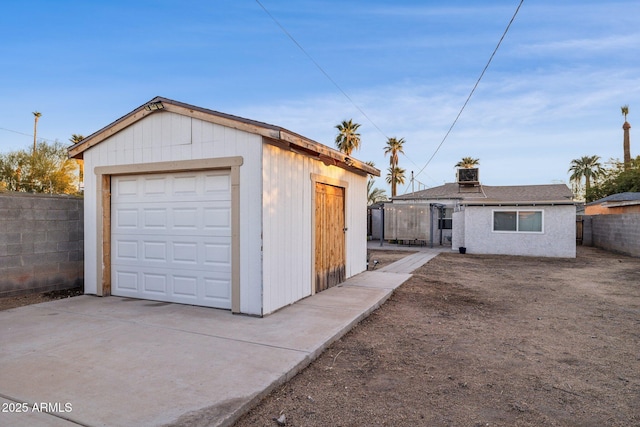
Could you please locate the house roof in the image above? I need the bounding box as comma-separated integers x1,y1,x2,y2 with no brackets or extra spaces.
586,192,640,205
68,96,379,177
394,182,574,205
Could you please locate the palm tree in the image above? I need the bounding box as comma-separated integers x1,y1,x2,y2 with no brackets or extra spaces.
365,160,387,204
455,157,479,168
32,111,42,156
568,155,603,196
386,165,406,198
69,134,85,144
334,119,361,155
69,134,85,190
621,105,631,169
384,137,405,197
384,137,405,168
367,179,387,205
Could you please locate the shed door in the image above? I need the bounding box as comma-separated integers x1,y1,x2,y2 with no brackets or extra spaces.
111,170,232,309
315,183,345,292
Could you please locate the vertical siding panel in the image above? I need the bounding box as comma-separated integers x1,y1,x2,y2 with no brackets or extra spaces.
283,150,290,305
263,144,322,314
240,132,263,314
191,119,202,159
82,152,98,295
302,156,311,297
140,116,151,149
261,147,271,311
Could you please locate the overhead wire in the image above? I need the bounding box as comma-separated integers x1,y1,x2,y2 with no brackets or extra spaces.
255,0,389,141
407,0,525,192
255,0,427,186
256,0,524,193
0,126,59,144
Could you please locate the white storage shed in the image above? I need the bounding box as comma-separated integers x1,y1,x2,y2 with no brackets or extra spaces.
69,97,379,316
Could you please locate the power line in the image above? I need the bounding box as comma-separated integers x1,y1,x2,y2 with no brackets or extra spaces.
255,0,389,140
256,0,524,193
408,0,525,191
255,0,431,188
0,126,59,144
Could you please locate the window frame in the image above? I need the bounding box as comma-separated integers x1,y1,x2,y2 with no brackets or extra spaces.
492,209,544,234
438,207,453,230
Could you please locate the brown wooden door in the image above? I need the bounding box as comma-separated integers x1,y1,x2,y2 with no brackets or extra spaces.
315,183,346,292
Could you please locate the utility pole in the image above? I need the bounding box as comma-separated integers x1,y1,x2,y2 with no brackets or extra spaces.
622,105,631,170
32,111,42,156
411,171,414,193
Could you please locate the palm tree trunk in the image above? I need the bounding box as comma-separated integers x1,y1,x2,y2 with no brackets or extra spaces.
623,121,631,170
33,117,39,155
391,170,396,197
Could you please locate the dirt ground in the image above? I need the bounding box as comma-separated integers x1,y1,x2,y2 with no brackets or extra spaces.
0,287,83,311
235,246,640,427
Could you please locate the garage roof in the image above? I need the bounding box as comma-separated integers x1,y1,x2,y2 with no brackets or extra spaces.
68,96,379,177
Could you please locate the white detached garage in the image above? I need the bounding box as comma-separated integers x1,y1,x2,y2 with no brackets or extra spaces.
69,97,379,316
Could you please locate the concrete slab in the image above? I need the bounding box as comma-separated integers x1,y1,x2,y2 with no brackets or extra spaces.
0,397,75,427
0,252,441,427
378,252,442,273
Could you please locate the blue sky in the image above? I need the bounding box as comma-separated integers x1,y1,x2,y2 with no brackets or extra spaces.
1,1,639,195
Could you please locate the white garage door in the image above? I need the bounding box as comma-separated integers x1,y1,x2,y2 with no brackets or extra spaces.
111,170,232,309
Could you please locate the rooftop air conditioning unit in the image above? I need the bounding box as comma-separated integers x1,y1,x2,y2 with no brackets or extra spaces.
457,168,479,185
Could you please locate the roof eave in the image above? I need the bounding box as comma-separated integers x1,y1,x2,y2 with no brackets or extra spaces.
68,97,379,177
462,200,576,207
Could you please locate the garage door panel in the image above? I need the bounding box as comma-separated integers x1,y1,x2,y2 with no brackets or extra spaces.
113,173,231,202
173,175,198,195
143,241,167,262
143,273,167,294
204,277,231,300
173,208,198,229
113,265,232,307
115,240,138,260
173,276,197,297
204,207,232,231
143,208,168,229
111,171,232,309
115,177,138,198
204,173,231,193
113,205,231,236
204,243,231,267
114,236,229,268
115,209,138,228
144,176,168,196
115,271,138,291
173,242,198,264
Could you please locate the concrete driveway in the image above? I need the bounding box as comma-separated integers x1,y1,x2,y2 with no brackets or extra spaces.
0,249,442,427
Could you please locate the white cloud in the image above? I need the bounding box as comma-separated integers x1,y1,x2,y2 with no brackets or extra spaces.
520,34,640,56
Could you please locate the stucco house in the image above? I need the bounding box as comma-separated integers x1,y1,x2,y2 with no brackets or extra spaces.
385,180,576,258
585,192,640,215
68,96,379,316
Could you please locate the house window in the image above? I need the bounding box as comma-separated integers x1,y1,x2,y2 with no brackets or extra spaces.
493,210,543,233
438,208,453,230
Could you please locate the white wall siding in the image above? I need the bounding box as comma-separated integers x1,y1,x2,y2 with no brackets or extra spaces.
82,111,264,315
452,210,465,250
261,143,368,314
464,205,576,258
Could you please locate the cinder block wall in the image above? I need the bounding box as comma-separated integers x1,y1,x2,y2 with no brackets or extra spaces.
587,214,640,257
0,193,84,297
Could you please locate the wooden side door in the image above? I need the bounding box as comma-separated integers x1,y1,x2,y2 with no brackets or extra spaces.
314,182,346,293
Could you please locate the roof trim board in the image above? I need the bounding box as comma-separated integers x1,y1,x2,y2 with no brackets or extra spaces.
461,200,576,206
68,96,379,177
